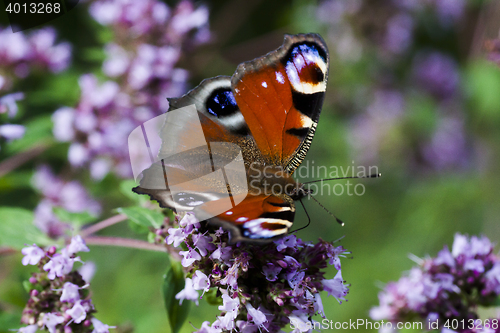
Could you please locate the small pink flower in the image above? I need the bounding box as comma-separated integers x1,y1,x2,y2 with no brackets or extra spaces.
60,282,81,302
66,300,87,324
322,270,348,304
43,312,65,333
175,278,199,305
21,244,45,266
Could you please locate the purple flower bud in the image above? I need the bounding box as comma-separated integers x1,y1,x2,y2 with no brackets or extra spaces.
47,246,57,256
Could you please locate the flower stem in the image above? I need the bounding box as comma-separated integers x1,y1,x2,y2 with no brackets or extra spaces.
0,247,17,256
83,236,167,253
0,144,48,177
80,214,128,237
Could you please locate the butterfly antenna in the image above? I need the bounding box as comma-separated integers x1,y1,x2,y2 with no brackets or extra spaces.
308,194,344,226
289,199,311,235
303,172,381,185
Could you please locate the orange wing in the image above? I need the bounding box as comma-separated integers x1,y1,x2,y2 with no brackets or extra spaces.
198,193,295,244
231,33,329,174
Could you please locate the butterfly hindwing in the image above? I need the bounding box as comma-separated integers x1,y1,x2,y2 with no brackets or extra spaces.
198,193,296,244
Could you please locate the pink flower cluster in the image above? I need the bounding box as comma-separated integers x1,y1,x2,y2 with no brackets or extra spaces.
0,27,71,144
52,0,210,179
166,213,350,332
19,236,110,333
32,165,101,239
0,27,71,92
370,233,500,333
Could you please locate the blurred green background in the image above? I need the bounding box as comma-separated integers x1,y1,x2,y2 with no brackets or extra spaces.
2,0,500,332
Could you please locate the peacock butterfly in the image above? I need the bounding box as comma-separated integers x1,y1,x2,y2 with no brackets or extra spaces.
132,33,329,243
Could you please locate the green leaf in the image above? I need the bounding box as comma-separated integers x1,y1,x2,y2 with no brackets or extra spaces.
28,71,81,106
127,220,150,235
204,288,222,306
0,207,51,249
162,260,190,333
147,231,157,243
465,60,500,122
22,280,33,293
5,116,54,154
82,47,107,62
0,171,34,190
53,207,96,226
116,206,164,229
119,179,147,204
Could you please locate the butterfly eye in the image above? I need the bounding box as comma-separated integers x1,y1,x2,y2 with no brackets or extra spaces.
206,88,239,118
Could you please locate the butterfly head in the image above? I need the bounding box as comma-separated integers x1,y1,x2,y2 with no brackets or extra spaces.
289,184,312,201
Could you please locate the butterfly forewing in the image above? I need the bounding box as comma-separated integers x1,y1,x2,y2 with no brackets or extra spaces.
231,33,329,174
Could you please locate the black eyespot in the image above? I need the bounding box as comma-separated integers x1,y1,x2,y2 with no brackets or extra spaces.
313,65,324,82
206,88,239,118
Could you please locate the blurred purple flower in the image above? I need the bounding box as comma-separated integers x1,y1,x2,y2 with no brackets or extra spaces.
0,92,24,117
413,52,460,100
394,0,466,25
29,28,72,73
78,261,97,283
0,123,25,140
89,0,170,36
431,0,466,25
32,165,101,238
17,325,38,333
370,233,500,332
385,13,414,54
54,0,209,179
421,115,470,170
0,27,71,91
349,89,405,164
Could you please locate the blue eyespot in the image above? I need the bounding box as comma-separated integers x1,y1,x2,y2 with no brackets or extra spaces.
206,88,238,118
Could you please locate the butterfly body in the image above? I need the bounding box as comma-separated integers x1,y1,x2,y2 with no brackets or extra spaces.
134,33,329,243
